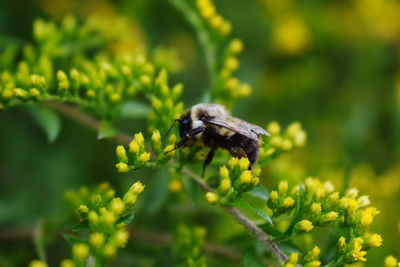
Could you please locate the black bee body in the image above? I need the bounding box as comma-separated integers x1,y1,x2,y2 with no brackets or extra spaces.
167,103,269,176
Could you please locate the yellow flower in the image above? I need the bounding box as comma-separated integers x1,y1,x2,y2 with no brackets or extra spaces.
116,145,128,163
320,211,338,223
269,190,278,202
131,181,145,194
163,145,175,157
88,211,99,225
220,21,231,35
228,157,239,169
72,243,90,260
102,210,116,226
296,219,313,232
282,197,295,208
110,198,125,215
224,56,239,71
311,202,321,217
364,233,382,248
220,179,231,192
280,139,293,151
129,140,140,154
114,229,130,247
337,236,346,252
205,192,218,204
103,244,117,258
169,179,183,193
209,14,223,29
272,16,311,55
294,130,307,147
151,130,161,146
229,39,243,54
86,90,95,98
60,259,75,267
110,93,121,103
278,180,288,195
239,170,252,184
219,165,230,180
29,260,48,267
304,261,321,267
140,75,151,86
78,205,89,214
267,121,280,135
360,207,380,228
139,152,151,164
89,232,105,248
115,162,129,173
384,255,398,267
29,88,40,99
238,157,250,171
124,192,138,205
134,132,144,146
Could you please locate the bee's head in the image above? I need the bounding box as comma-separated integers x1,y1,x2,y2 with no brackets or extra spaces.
179,111,192,138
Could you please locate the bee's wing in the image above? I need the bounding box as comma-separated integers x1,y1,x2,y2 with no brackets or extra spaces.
204,116,270,142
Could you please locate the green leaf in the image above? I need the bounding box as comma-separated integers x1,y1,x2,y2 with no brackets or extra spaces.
285,182,305,236
63,233,84,245
28,105,61,143
98,120,117,139
142,168,169,213
276,240,302,254
71,220,89,232
245,186,269,201
181,175,199,208
119,101,150,119
259,223,282,236
33,219,47,262
118,212,135,225
232,197,273,225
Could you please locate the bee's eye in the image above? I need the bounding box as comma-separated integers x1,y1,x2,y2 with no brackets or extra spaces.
182,119,189,125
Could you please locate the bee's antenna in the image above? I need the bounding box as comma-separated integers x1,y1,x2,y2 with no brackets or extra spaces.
164,119,180,139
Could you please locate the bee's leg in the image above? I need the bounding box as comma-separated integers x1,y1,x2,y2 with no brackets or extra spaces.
201,149,215,178
165,127,205,155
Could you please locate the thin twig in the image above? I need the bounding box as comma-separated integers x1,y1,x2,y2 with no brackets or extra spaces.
45,101,288,264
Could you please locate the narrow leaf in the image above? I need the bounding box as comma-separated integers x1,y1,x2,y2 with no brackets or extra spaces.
28,105,61,143
245,186,269,201
181,175,199,208
62,233,84,245
33,219,46,262
233,198,273,225
119,101,150,119
118,212,135,225
71,220,89,232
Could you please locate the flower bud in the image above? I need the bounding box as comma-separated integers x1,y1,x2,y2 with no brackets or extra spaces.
220,179,231,193
115,162,129,173
228,157,239,169
114,229,130,247
267,121,280,135
219,166,230,180
282,197,295,208
78,205,89,214
72,243,89,260
205,192,218,204
169,179,183,192
131,181,145,194
89,232,105,248
88,211,99,225
278,180,288,195
139,152,151,164
116,145,128,163
239,170,252,184
295,220,313,233
129,140,140,154
229,39,243,54
110,198,125,215
238,157,250,171
60,259,75,267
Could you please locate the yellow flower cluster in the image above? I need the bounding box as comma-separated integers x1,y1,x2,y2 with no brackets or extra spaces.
174,225,207,267
206,157,261,204
267,177,382,265
258,121,306,163
195,0,231,35
284,246,321,267
62,181,144,266
115,132,151,172
147,69,185,134
212,38,253,108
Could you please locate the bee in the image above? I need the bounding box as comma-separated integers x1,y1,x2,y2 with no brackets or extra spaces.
165,103,270,176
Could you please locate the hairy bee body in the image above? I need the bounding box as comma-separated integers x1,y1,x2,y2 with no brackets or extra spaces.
168,103,269,176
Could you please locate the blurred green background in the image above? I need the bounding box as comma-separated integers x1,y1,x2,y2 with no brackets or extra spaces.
1,0,400,266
